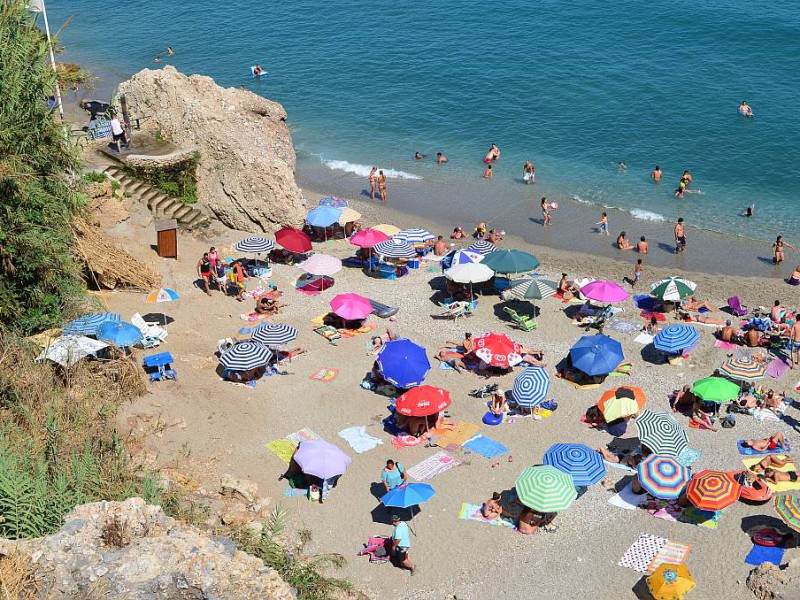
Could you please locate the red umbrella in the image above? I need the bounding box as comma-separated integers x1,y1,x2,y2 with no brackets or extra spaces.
686,469,742,511
473,332,523,368
396,385,452,416
275,227,312,253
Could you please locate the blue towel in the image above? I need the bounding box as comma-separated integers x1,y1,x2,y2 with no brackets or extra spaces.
634,294,661,311
738,440,791,455
438,361,456,371
462,434,509,459
745,544,784,566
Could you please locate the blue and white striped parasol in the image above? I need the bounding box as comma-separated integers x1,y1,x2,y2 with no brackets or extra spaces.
543,443,607,487
393,228,435,245
466,240,496,255
511,366,550,408
235,237,274,254
219,341,273,371
653,324,700,354
373,239,418,259
63,313,121,336
251,323,299,347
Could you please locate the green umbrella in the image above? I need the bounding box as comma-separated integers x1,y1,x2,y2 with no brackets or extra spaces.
481,249,540,274
650,277,697,302
515,465,577,513
693,376,740,403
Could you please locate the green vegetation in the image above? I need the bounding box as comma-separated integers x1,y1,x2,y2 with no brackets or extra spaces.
81,171,108,184
55,62,93,91
126,151,200,204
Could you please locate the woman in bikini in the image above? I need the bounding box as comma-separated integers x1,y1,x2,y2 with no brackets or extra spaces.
742,432,787,452
616,231,634,250
377,170,387,203
368,167,377,201
773,235,794,265
691,399,718,431
481,492,503,520
517,506,555,535
437,332,474,371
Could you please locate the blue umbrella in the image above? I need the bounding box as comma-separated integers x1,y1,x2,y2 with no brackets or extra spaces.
376,338,431,388
381,482,436,533
219,341,273,371
543,443,607,487
96,321,143,347
306,206,343,227
653,324,700,354
512,366,550,408
569,334,624,376
63,313,120,336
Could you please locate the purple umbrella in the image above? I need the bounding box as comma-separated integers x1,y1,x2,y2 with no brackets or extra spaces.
580,280,630,303
294,439,352,479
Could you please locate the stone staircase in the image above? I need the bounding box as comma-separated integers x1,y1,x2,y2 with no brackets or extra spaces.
103,165,210,229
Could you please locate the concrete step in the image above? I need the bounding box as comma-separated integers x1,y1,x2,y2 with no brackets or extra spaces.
125,180,149,194
150,195,174,212
185,213,210,229
139,189,161,206
169,205,193,222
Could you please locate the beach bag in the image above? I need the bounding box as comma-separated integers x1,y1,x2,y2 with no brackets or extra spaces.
308,486,321,502
721,414,736,429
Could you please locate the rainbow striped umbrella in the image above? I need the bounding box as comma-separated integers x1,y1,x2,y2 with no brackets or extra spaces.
686,469,741,511
720,357,766,382
515,465,577,513
637,455,691,500
774,495,800,534
543,443,606,487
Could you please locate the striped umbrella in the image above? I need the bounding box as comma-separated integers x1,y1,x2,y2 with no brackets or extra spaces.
473,332,523,368
219,341,273,371
635,410,689,457
63,313,121,336
507,276,558,301
512,367,550,408
467,240,497,255
318,196,349,208
373,239,418,259
650,276,697,302
720,357,766,382
693,376,740,403
637,455,691,500
251,323,298,347
297,254,342,276
774,495,800,534
653,324,700,354
686,469,741,511
543,443,606,487
515,465,577,513
393,228,435,244
647,564,695,600
235,237,274,254
146,288,180,303
597,386,647,421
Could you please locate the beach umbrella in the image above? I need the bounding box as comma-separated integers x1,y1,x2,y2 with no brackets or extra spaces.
376,338,431,388
306,206,343,228
692,376,740,403
251,323,298,347
507,275,558,301
298,254,342,276
235,236,274,254
515,465,577,513
774,495,800,534
381,482,436,534
580,280,630,303
393,228,435,245
373,223,401,237
653,324,700,354
396,385,451,416
647,564,695,600
543,443,606,487
275,228,313,254
146,288,180,303
444,263,494,284
512,367,550,408
96,321,143,348
451,249,484,265
337,207,361,225
637,455,691,500
219,341,273,371
373,239,417,259
36,335,109,368
686,469,741,511
597,386,647,421
569,334,624,377
650,276,697,302
63,313,121,336
473,332,524,368
720,357,766,382
481,249,540,274
318,196,349,208
330,293,373,320
350,228,390,248
635,410,689,457
467,240,496,255
294,439,352,479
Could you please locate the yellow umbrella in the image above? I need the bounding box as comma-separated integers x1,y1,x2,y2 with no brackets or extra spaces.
373,223,400,236
337,207,361,225
647,564,695,600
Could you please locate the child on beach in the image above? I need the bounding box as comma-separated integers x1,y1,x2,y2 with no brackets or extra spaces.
483,164,493,179
474,222,487,239
597,212,609,235
632,259,643,288
541,197,551,226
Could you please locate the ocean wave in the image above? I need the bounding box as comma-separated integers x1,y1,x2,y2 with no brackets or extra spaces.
322,159,422,180
571,195,592,205
627,208,667,222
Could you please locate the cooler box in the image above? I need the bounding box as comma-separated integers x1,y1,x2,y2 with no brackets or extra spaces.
408,259,420,269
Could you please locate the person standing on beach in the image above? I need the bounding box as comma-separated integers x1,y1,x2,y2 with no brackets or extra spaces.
597,212,609,235
540,197,551,226
390,515,415,575
773,235,794,265
368,167,377,201
197,252,213,296
378,170,387,204
674,218,686,253
109,112,129,153
523,160,535,184
790,318,800,369
650,166,662,182
632,259,643,288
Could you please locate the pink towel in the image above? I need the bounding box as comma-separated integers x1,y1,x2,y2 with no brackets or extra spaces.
766,359,790,380
715,340,738,350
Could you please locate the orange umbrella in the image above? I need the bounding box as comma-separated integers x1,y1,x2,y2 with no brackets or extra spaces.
686,469,741,511
597,386,647,421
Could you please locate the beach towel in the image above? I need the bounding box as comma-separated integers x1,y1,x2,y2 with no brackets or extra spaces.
647,541,692,573
266,438,297,464
608,482,648,511
438,361,456,371
338,426,383,454
766,358,791,380
644,500,682,522
745,544,785,566
737,440,791,455
678,507,722,530
391,434,422,450
676,447,702,467
430,422,480,449
604,459,637,474
311,313,327,326
606,319,641,335
714,340,739,350
752,402,787,422
309,368,339,382
742,456,800,492
314,325,341,343
564,378,601,390
634,333,654,345
458,503,516,528
242,312,270,324
462,434,509,459
641,310,666,322
618,534,669,573
406,452,461,481
284,486,308,497
287,428,320,445
339,322,376,338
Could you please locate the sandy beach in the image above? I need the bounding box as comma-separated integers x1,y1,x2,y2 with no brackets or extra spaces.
100,182,800,600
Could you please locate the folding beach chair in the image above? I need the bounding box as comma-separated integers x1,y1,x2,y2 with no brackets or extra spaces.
503,306,537,331
143,352,177,382
434,301,474,321
727,296,748,317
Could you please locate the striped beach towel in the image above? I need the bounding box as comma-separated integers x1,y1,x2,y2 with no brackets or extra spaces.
647,541,692,573
406,451,460,481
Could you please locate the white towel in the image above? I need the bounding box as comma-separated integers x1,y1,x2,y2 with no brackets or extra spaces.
608,481,648,511
338,426,383,453
634,333,654,345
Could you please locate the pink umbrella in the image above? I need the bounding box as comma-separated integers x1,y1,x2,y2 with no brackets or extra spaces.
330,293,373,320
350,228,390,248
298,254,342,276
580,280,630,303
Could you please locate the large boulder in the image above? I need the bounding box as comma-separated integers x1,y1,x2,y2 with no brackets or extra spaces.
118,66,305,231
747,558,800,600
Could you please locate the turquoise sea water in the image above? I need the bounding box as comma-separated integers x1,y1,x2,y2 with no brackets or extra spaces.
50,1,800,269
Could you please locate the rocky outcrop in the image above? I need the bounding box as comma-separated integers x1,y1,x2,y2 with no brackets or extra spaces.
0,498,294,600
118,66,305,231
747,559,800,600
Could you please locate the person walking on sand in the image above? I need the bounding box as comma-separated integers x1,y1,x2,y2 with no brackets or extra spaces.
390,515,415,575
381,460,406,492
378,170,387,203
651,165,663,182
790,318,800,369
523,160,535,184
368,167,377,201
773,235,794,265
597,212,609,235
197,252,213,296
632,259,643,288
540,197,551,226
675,218,686,253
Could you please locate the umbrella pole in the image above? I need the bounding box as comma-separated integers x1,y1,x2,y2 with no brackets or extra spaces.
408,505,417,537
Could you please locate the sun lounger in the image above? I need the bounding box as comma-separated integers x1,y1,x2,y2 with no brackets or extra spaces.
433,301,474,321
503,306,537,331
131,312,168,348
580,305,613,330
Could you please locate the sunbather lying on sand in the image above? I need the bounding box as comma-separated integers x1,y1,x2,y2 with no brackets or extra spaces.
481,492,503,520
750,455,790,473
742,432,787,452
678,310,726,326
516,506,556,535
597,447,648,470
372,329,396,351
679,298,717,312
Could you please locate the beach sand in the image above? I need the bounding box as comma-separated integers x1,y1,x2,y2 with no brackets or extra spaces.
106,188,799,600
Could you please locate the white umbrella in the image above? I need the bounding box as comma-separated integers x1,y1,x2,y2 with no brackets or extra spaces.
445,262,494,298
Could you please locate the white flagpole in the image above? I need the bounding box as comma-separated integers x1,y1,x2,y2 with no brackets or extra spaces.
30,0,64,121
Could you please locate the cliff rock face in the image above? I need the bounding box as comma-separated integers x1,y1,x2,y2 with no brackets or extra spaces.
118,66,305,231
747,559,800,600
0,498,295,600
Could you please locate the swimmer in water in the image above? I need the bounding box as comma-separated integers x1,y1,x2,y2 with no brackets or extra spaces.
484,144,500,163
154,55,162,63
742,204,755,218
650,165,662,182
166,46,174,56
618,162,627,171
414,151,425,160
483,164,493,179
739,101,754,117
253,64,265,76
436,152,448,164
